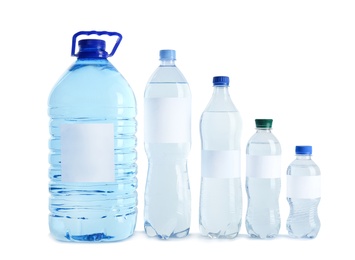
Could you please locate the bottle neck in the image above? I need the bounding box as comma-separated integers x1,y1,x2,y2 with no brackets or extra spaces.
213,86,230,96
204,86,237,111
296,154,312,160
160,59,175,66
76,57,109,63
71,58,112,72
256,128,272,133
211,86,234,104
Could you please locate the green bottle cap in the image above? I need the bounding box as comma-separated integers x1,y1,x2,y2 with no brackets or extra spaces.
255,119,273,128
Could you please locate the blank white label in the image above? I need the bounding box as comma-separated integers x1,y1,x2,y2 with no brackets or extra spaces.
246,155,281,178
287,175,321,199
61,123,115,182
144,98,191,143
202,150,241,178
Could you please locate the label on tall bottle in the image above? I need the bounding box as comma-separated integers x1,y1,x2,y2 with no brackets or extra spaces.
144,97,191,143
202,150,241,178
246,155,281,178
60,123,115,182
287,175,321,199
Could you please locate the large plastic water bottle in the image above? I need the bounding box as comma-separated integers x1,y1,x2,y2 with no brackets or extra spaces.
199,76,243,239
48,31,137,242
286,145,321,238
245,119,281,238
143,49,191,239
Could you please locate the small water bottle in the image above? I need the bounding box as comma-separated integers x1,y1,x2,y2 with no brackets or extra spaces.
48,31,138,242
199,76,243,239
245,119,281,238
286,145,321,238
143,49,191,239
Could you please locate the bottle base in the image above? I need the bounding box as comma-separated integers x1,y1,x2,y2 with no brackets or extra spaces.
49,213,137,242
246,226,279,239
248,233,278,239
245,220,280,239
199,223,240,239
144,222,190,240
60,232,117,242
287,233,318,239
287,228,320,239
201,231,239,239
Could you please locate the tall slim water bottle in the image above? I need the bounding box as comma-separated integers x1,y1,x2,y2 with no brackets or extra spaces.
199,76,243,239
48,31,138,242
286,146,321,238
245,119,281,238
143,49,191,239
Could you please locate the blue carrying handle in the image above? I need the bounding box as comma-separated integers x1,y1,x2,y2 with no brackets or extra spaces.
71,30,123,57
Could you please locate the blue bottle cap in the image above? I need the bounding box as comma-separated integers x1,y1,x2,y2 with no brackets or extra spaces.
295,146,312,155
71,31,123,58
213,76,229,86
159,49,176,60
77,39,108,58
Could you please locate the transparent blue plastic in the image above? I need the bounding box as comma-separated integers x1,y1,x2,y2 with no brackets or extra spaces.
48,31,137,242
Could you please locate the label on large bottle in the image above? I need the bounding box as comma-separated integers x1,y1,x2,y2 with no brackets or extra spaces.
60,123,115,182
246,155,281,178
287,175,321,199
202,150,241,178
144,97,191,143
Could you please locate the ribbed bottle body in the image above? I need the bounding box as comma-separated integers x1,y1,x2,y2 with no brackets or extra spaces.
286,152,321,238
48,59,137,242
286,198,320,238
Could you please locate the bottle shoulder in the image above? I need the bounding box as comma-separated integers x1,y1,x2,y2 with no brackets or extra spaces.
147,65,188,84
52,59,122,84
246,131,281,155
203,87,239,112
144,66,190,98
203,98,238,112
287,159,321,176
247,131,280,144
48,59,136,107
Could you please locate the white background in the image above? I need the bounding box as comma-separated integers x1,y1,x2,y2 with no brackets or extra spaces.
0,0,354,259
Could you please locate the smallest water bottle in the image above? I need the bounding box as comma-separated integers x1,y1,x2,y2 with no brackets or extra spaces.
286,146,321,238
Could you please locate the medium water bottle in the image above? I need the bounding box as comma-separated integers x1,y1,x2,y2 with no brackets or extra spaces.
245,119,281,238
286,145,321,238
48,31,137,242
199,76,243,239
143,49,191,239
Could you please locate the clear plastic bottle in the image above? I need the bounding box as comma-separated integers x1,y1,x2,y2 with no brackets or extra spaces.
143,49,191,239
199,76,243,239
245,119,281,238
286,145,321,238
48,31,137,242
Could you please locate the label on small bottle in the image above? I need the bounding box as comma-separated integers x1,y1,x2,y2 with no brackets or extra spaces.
287,175,321,199
202,150,241,178
144,97,191,143
246,155,281,178
60,123,115,182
